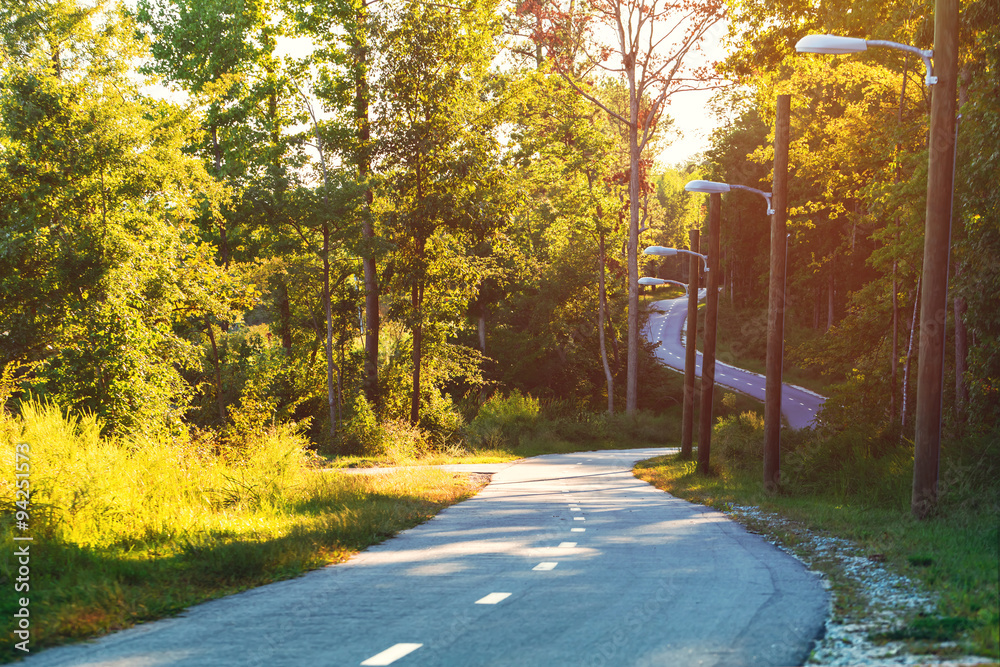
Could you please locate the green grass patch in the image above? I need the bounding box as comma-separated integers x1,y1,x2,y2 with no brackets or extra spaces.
0,402,485,661
633,421,1000,659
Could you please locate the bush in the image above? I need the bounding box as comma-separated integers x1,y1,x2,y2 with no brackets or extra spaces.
464,390,540,448
339,393,382,457
714,411,765,472
782,428,912,506
337,394,428,462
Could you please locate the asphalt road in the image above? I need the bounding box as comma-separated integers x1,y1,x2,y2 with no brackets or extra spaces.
645,297,825,429
24,450,829,666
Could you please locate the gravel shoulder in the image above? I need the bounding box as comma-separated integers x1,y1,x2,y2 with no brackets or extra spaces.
715,503,996,667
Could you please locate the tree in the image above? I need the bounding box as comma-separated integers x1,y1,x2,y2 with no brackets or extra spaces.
530,0,725,413
0,0,233,432
376,0,504,424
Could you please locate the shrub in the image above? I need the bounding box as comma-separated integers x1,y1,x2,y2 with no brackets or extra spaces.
464,390,540,448
782,428,911,506
714,411,765,472
339,393,382,457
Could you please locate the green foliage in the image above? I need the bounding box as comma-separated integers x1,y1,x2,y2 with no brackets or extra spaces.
714,411,765,472
464,390,541,448
783,429,913,507
339,392,381,456
0,401,480,657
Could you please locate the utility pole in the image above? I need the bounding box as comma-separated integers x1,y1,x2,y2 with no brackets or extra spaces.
681,228,700,459
764,94,791,491
913,0,958,518
698,195,720,474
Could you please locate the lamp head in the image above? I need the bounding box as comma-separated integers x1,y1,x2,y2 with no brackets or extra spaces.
638,277,667,286
795,34,868,55
684,180,731,194
643,246,678,257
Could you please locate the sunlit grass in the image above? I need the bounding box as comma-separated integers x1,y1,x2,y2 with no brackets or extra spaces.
0,402,485,660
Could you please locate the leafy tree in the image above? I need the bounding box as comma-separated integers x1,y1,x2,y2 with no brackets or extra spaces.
375,0,505,425
0,0,234,432
529,0,726,414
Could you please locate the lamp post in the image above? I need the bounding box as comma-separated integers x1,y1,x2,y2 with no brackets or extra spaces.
685,167,787,490
641,239,705,458
646,207,719,474
684,180,775,215
796,9,958,518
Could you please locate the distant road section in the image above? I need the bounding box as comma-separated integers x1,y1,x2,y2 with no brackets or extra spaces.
645,296,825,429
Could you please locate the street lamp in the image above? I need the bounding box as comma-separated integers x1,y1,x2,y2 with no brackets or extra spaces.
646,204,720,474
638,277,688,294
685,179,775,215
643,246,709,273
686,174,786,490
795,35,937,85
795,20,958,517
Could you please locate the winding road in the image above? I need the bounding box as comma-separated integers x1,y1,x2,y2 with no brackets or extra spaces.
23,450,828,666
644,296,825,429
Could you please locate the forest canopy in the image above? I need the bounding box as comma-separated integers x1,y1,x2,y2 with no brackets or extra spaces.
1,0,996,451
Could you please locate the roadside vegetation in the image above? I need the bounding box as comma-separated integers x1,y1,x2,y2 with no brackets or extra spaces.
693,297,835,397
1,0,997,664
634,412,1000,660
0,401,486,661
0,387,763,660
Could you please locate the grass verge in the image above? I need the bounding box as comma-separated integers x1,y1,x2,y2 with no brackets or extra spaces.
0,402,486,662
633,449,999,660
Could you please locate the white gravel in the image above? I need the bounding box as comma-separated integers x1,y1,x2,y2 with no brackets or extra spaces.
720,503,995,667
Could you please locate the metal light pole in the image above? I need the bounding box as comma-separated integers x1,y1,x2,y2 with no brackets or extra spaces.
765,94,791,492
699,194,721,474
683,230,700,459
796,10,959,517
642,244,709,460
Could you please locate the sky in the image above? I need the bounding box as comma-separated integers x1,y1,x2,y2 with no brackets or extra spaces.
138,6,730,169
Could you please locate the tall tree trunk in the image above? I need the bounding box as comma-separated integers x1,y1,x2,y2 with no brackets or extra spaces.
278,280,293,354
211,126,230,269
625,69,640,415
206,320,226,425
826,269,835,332
953,68,971,426
293,81,339,437
323,223,338,435
478,305,487,353
889,59,909,427
813,285,821,330
410,280,424,425
954,286,968,423
354,2,380,410
598,230,614,415
891,260,899,424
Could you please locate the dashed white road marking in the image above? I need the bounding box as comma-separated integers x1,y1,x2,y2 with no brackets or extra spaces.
571,527,585,532
574,517,585,521
558,542,577,548
570,507,581,511
361,643,423,665
533,562,558,571
475,592,512,605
